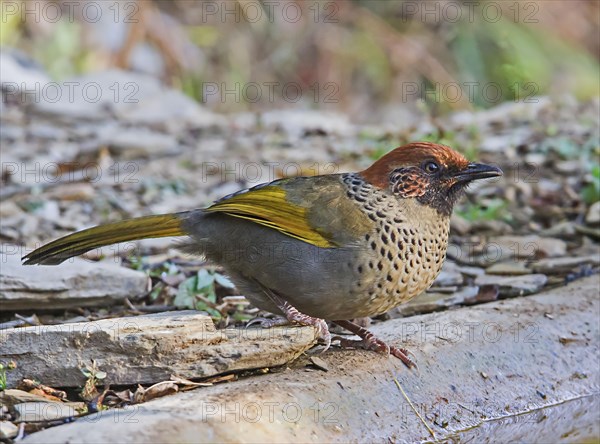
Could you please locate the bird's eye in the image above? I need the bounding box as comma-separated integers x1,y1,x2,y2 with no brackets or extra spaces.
423,161,440,174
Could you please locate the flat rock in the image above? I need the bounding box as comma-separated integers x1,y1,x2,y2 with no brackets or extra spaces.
447,243,501,267
485,261,531,275
0,50,50,92
44,183,96,202
452,237,560,268
431,261,464,287
0,201,23,218
261,110,354,138
396,286,479,316
99,127,180,158
31,70,162,121
14,403,78,423
0,124,25,143
0,421,18,439
530,255,600,274
533,237,569,258
541,221,578,237
0,248,149,311
456,265,486,277
475,273,548,297
555,160,583,175
116,89,227,133
575,225,600,241
489,235,567,260
463,284,499,305
1,311,318,387
27,123,69,141
586,201,600,225
0,389,62,408
447,97,551,129
449,214,471,235
470,220,512,235
19,276,600,444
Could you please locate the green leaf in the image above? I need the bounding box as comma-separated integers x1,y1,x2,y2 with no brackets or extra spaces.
232,312,254,322
195,269,215,291
582,165,600,204
205,308,222,319
149,284,163,301
174,276,198,309
214,273,235,289
194,301,221,320
457,198,508,222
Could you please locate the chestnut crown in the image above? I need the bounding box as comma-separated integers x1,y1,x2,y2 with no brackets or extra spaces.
361,142,502,216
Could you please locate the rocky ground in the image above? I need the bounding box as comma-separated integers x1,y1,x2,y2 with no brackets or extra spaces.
0,60,599,441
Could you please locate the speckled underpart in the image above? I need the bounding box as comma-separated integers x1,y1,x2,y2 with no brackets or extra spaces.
342,172,450,317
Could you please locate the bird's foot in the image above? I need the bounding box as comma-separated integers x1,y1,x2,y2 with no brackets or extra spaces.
333,319,415,369
256,285,331,351
282,307,331,352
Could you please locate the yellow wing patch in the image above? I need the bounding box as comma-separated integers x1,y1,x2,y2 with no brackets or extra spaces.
205,186,334,248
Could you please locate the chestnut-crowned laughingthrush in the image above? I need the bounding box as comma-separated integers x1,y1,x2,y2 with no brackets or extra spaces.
23,142,502,367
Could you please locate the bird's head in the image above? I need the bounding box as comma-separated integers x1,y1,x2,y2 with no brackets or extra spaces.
361,142,503,216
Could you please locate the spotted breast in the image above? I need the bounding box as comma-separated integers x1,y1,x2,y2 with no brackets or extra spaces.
341,172,450,317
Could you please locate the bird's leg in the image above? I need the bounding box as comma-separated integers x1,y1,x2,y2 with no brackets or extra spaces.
333,319,415,368
248,284,331,351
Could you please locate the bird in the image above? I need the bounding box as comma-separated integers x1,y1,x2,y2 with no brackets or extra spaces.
22,142,502,368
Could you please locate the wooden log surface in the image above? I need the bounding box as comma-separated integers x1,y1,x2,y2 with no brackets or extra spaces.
6,275,598,443
0,311,319,387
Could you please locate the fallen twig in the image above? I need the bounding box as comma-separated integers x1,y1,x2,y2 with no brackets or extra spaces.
393,375,435,439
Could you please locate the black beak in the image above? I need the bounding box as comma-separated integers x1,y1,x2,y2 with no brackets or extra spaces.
454,163,503,183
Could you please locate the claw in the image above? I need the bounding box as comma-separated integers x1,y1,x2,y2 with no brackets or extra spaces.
246,316,289,329
314,319,332,352
333,319,416,369
251,282,332,351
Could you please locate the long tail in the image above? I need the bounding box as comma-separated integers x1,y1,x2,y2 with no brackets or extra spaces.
22,212,191,265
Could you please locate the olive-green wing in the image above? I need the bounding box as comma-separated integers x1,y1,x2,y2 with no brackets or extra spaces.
205,176,371,248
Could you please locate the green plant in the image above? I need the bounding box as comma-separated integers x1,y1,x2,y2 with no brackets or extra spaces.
80,360,106,401
457,198,509,222
0,361,16,390
539,137,582,160
582,165,600,204
32,20,90,79
174,269,235,319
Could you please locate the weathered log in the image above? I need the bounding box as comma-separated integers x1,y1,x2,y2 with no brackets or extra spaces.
1,311,318,387
11,275,599,443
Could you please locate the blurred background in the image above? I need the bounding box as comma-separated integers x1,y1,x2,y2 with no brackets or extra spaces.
1,3,599,440
1,1,599,319
2,0,599,121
